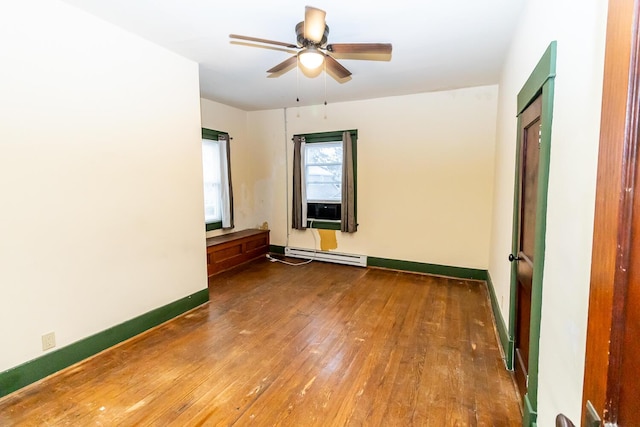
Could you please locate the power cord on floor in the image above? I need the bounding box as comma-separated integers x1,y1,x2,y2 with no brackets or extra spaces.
266,220,318,266
266,253,313,266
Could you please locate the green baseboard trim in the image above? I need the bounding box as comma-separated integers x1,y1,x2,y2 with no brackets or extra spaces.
271,246,486,281
269,244,285,254
367,256,487,281
524,393,537,426
0,288,209,399
486,272,513,368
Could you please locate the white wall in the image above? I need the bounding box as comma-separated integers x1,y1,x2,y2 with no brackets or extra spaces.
249,86,499,270
0,0,205,371
488,0,607,423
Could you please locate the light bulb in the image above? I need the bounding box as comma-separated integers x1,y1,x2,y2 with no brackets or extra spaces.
298,48,324,69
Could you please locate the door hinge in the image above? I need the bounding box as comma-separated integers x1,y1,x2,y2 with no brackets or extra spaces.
585,400,602,427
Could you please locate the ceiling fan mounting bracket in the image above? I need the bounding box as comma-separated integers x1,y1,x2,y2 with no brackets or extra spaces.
295,21,329,48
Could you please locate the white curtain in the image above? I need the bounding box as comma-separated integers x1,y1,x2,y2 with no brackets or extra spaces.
219,134,234,229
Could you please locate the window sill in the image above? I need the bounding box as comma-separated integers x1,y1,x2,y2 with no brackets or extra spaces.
306,220,341,230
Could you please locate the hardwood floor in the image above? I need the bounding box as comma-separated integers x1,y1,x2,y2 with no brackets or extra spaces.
0,259,521,426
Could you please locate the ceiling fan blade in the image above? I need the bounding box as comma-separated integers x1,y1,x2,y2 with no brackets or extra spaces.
325,55,352,79
267,55,298,74
230,41,298,54
327,43,393,55
304,6,326,43
229,34,298,49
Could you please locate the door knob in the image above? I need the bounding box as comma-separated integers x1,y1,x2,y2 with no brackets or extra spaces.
508,254,520,262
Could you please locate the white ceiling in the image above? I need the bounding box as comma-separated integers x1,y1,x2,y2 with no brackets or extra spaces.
60,0,525,111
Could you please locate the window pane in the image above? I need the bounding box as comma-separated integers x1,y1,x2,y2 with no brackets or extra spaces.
307,183,342,201
306,143,342,164
305,142,342,202
202,139,222,223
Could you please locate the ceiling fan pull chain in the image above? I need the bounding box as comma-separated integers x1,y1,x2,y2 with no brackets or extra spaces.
324,59,328,119
296,57,300,118
297,55,300,103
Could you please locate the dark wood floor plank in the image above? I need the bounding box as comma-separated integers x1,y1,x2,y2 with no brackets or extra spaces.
0,259,521,426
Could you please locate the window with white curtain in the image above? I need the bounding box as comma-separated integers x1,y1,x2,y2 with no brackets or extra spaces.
202,128,233,231
202,138,222,224
292,130,357,231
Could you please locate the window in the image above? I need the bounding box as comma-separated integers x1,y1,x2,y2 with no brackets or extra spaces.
305,141,343,202
292,130,357,231
202,138,222,226
202,128,234,231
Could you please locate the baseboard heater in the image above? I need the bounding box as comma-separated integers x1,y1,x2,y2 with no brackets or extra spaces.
284,247,367,267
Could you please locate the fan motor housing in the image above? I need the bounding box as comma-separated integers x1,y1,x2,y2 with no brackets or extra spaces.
295,21,329,47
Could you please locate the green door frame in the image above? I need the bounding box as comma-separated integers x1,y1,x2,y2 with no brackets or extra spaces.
508,41,557,427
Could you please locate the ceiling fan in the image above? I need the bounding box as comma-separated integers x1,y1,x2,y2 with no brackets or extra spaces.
229,6,392,80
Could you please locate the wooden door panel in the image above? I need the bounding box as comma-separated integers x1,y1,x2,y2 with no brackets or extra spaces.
521,118,540,261
618,278,640,423
617,157,640,424
514,96,542,399
582,0,640,423
515,271,532,396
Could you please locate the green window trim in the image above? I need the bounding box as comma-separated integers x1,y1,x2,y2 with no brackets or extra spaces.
202,128,225,141
296,129,358,231
202,127,228,232
205,221,223,232
299,129,357,143
306,220,341,230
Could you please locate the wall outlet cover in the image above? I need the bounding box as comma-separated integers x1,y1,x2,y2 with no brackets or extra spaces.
42,332,56,351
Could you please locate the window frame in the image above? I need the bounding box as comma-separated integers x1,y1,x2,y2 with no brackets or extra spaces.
202,128,226,231
297,130,357,230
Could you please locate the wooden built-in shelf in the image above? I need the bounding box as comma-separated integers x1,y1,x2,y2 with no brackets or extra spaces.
206,229,269,276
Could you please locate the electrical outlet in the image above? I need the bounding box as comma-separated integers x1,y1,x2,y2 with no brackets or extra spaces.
42,332,56,351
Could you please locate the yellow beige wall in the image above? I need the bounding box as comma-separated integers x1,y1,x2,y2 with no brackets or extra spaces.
0,0,204,371
488,0,607,423
247,86,499,270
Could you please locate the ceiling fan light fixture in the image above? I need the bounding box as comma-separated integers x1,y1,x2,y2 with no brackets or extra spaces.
298,47,325,70
230,6,392,81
